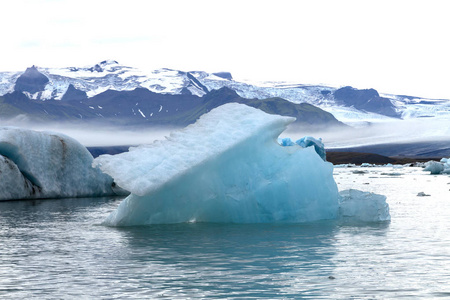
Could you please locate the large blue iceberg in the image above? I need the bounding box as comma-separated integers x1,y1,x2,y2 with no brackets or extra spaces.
0,127,122,200
94,103,341,225
95,103,390,226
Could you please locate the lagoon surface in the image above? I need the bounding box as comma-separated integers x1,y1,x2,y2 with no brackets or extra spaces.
1,167,450,299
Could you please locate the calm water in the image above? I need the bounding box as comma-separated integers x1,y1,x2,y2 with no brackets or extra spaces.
1,167,450,299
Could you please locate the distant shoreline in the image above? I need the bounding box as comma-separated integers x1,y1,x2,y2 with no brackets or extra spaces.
327,140,450,159
87,145,444,166
325,151,438,165
326,140,449,165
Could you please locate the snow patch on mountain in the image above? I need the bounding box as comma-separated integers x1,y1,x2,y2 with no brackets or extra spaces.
2,61,209,101
385,94,450,119
2,60,450,126
0,72,21,96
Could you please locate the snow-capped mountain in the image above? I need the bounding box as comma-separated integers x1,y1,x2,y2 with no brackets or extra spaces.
0,74,344,129
1,60,450,127
0,60,209,100
189,73,450,125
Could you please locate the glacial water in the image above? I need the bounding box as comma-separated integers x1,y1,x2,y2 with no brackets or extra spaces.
1,167,450,299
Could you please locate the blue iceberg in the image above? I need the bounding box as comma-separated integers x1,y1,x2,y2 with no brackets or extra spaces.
0,127,122,200
95,103,389,226
94,103,340,226
423,159,450,174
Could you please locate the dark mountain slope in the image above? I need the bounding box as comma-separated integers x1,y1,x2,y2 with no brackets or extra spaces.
333,86,399,117
14,66,49,94
82,88,204,125
1,91,97,121
1,87,345,129
61,84,88,102
199,87,345,128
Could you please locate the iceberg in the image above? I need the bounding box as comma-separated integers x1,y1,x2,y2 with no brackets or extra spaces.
339,189,391,223
0,127,122,200
95,103,340,226
95,103,390,226
0,154,38,200
423,159,450,174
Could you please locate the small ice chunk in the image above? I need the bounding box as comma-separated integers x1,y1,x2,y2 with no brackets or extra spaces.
295,136,326,161
361,163,375,167
278,137,295,146
352,170,367,174
339,189,391,222
417,192,430,197
424,161,444,174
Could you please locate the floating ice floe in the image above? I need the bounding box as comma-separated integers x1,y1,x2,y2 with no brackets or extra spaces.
339,189,391,223
94,103,389,226
423,159,450,174
0,127,125,200
417,192,431,197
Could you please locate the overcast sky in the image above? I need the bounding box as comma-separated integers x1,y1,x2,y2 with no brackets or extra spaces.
2,0,449,99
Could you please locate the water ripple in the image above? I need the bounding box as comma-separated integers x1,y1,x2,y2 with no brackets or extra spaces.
0,168,449,298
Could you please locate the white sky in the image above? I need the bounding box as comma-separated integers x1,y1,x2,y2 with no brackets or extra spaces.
1,0,450,99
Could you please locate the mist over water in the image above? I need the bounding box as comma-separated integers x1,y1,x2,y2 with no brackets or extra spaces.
3,113,450,151
1,119,177,147
284,117,450,149
51,126,176,147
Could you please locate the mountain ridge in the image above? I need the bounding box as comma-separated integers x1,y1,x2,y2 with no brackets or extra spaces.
1,60,450,126
0,85,346,129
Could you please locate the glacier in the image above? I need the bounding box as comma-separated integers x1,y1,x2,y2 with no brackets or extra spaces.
94,103,389,226
0,127,124,200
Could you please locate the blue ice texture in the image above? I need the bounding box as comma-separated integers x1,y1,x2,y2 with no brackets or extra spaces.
278,136,326,161
0,127,124,200
279,137,296,147
295,136,326,161
94,103,390,226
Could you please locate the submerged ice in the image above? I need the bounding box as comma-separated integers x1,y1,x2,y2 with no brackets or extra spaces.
0,127,121,200
95,103,390,226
